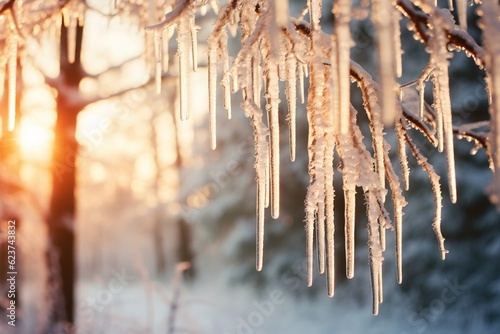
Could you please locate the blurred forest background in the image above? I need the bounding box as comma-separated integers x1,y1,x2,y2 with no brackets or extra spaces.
0,0,499,333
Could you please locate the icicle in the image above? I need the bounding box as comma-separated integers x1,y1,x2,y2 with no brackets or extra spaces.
396,120,410,191
417,80,425,120
154,30,163,95
7,34,17,131
378,260,383,305
305,135,320,288
163,26,173,73
379,215,386,252
264,146,270,209
200,4,208,16
330,35,341,135
324,138,335,296
384,141,407,284
286,53,297,161
208,49,217,150
268,93,280,218
333,0,353,134
275,0,289,27
308,0,322,31
298,63,305,104
264,54,281,219
372,0,398,125
221,32,232,119
231,69,239,93
256,179,265,271
62,7,79,64
177,15,192,121
252,55,261,105
393,10,403,78
366,192,383,315
313,133,327,275
305,187,316,287
210,0,220,14
456,0,468,30
373,112,386,189
243,100,269,272
190,24,199,72
317,193,326,274
207,1,239,147
433,78,445,153
429,11,457,203
345,188,356,279
304,61,323,288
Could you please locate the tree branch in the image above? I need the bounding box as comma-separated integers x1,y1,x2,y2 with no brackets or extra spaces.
0,0,14,15
396,0,486,68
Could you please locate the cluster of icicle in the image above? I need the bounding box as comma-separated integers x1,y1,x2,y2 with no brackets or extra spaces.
142,0,500,314
0,0,498,315
0,0,85,137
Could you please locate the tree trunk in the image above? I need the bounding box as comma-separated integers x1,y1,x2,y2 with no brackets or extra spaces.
46,21,84,331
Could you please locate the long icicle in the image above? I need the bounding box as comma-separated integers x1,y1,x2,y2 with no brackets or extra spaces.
208,48,217,149
264,45,281,219
366,192,383,315
177,15,192,121
372,0,398,125
190,23,198,72
345,187,356,279
286,53,297,161
221,32,232,119
324,137,335,295
154,30,163,95
384,137,407,284
393,10,403,78
430,11,457,203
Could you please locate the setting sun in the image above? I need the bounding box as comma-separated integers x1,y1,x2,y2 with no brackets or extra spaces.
17,117,53,161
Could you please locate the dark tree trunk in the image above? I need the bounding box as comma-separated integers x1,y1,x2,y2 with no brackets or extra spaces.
151,112,167,275
171,107,194,278
46,21,84,330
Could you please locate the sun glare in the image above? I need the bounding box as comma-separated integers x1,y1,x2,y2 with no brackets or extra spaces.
17,118,53,161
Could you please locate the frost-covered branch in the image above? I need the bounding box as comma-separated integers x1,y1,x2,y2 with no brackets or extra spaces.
396,0,486,68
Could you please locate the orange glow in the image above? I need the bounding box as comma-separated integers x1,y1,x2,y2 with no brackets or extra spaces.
17,118,53,161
